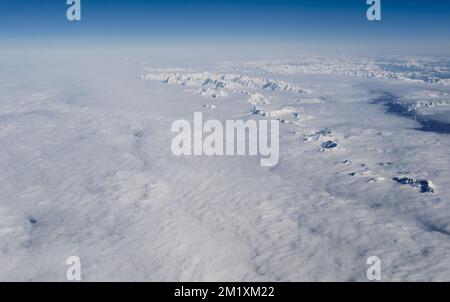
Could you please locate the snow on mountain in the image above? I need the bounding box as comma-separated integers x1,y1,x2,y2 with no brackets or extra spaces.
242,56,450,85
248,93,270,106
140,70,312,99
195,87,229,98
407,100,450,111
399,90,450,112
264,106,299,121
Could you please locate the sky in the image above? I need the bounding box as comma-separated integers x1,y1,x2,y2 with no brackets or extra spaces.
1,0,450,55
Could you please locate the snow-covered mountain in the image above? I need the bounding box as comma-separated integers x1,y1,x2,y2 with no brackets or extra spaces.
241,56,450,85
140,70,312,99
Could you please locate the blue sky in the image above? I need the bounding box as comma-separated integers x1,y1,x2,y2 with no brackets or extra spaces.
1,0,450,55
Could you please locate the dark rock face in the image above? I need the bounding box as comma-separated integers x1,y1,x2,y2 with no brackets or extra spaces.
28,217,38,225
393,176,414,185
250,107,265,116
416,180,434,193
393,176,434,193
321,140,338,149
